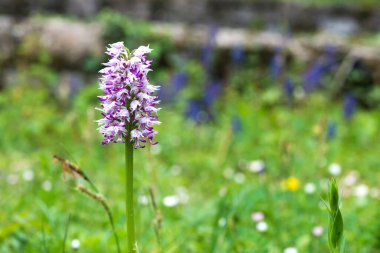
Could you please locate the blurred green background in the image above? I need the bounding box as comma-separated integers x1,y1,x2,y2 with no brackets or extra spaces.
0,1,380,252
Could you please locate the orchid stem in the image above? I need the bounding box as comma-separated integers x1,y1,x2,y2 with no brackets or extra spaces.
126,122,136,253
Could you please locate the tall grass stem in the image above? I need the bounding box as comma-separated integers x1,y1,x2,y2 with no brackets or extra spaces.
62,214,71,253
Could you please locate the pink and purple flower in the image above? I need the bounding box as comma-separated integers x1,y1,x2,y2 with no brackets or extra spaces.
96,42,160,147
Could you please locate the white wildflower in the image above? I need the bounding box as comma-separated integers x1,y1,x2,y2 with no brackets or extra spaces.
284,247,298,253
248,160,265,173
256,221,268,232
42,180,52,191
22,169,34,181
312,226,324,237
163,195,179,207
304,182,316,194
328,163,341,176
71,239,80,249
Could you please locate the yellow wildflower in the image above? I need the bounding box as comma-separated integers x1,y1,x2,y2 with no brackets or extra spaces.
283,176,300,191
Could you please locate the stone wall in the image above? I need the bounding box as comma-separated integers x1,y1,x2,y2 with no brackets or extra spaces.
1,15,380,86
0,0,379,32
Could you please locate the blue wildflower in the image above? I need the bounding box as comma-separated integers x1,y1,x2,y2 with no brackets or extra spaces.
326,120,337,140
283,78,294,98
204,81,222,107
269,49,283,81
322,46,337,72
185,99,209,123
343,94,357,120
171,72,187,95
303,47,337,94
303,60,324,93
231,115,242,134
231,47,245,67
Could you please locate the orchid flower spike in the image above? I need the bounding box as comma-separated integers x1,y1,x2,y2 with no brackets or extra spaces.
96,42,160,148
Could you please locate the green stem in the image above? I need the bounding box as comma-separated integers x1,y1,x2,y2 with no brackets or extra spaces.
125,122,136,253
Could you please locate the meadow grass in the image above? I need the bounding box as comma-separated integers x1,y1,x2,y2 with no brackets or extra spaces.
0,81,379,252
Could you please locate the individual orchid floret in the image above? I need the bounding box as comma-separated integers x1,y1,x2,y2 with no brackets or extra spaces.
96,42,160,148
